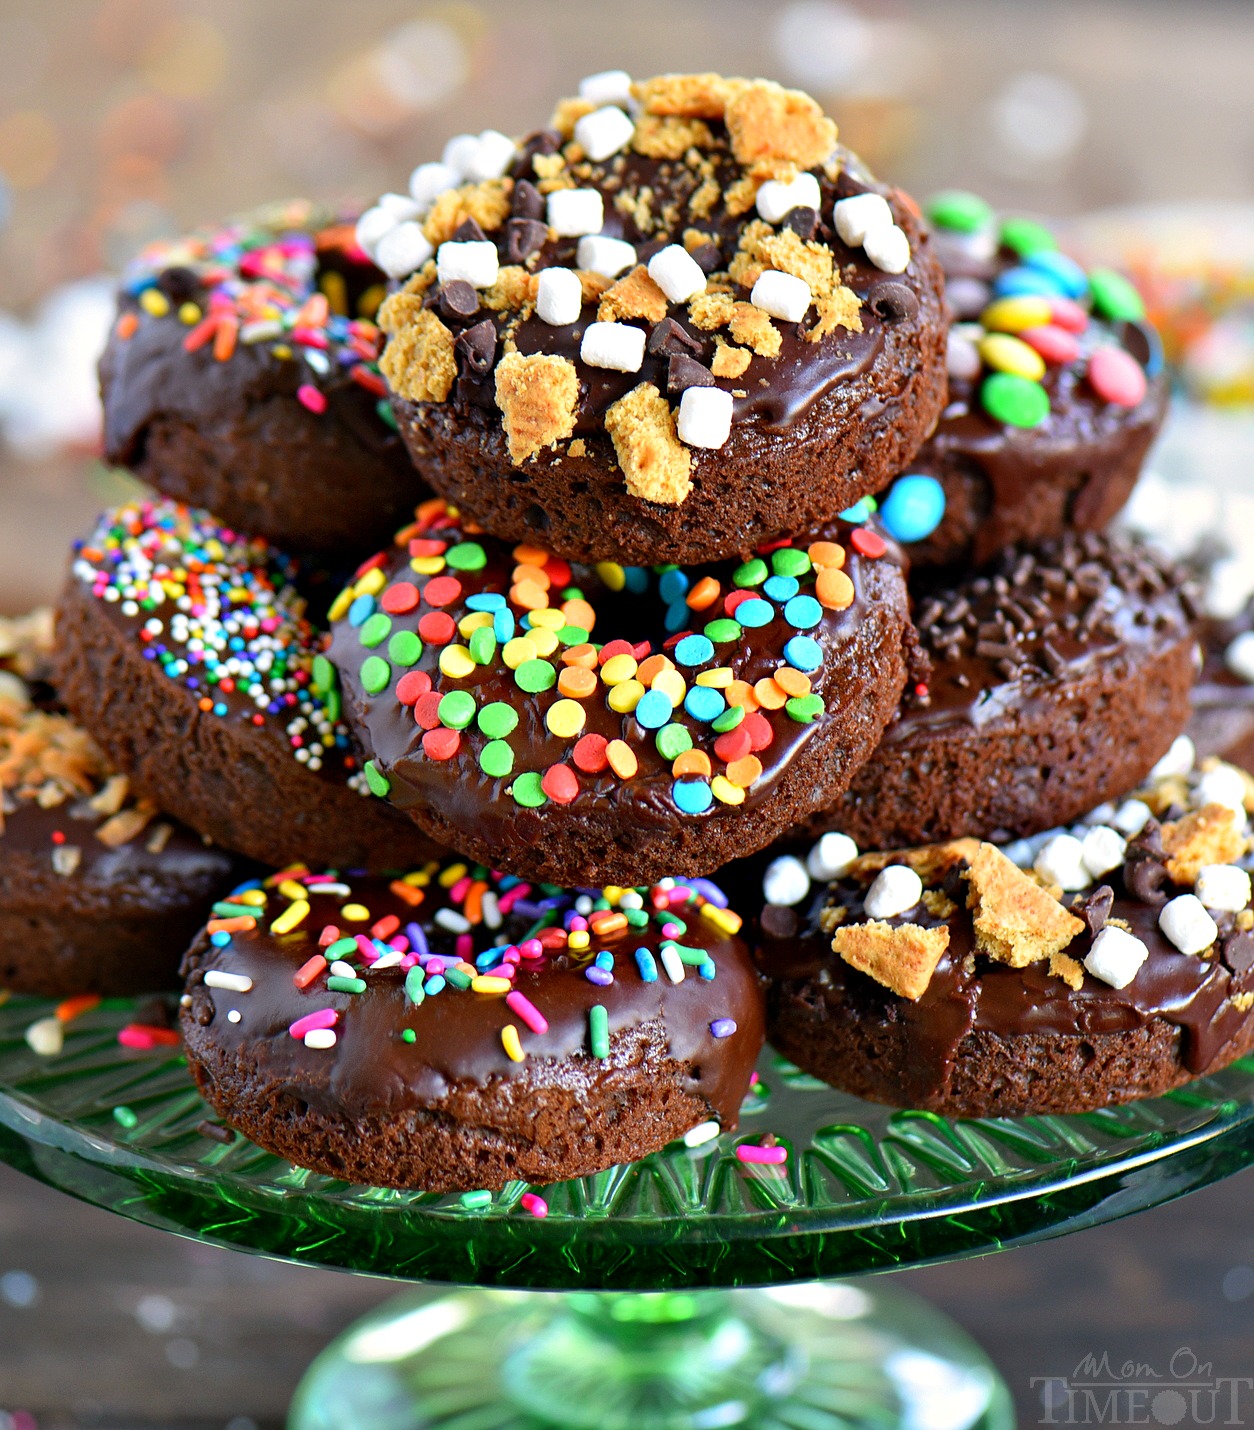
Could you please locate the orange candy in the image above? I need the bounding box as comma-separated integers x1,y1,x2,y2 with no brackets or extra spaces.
637,653,673,685
606,739,638,779
672,749,713,778
558,666,598,699
510,580,549,610
512,563,551,589
725,755,763,788
561,643,599,668
808,540,845,569
562,598,596,632
513,543,551,566
686,576,722,610
816,568,855,610
725,680,760,712
752,678,787,710
773,667,812,697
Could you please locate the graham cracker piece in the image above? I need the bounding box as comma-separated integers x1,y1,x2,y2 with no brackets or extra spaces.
689,291,735,331
756,229,835,293
683,228,716,255
711,342,752,378
550,97,595,139
597,266,669,325
635,73,739,120
423,181,512,245
1161,803,1247,885
493,352,580,465
603,383,693,506
729,302,782,357
832,921,950,1001
632,115,715,159
96,803,156,848
576,271,613,304
807,287,864,342
376,266,437,335
568,438,587,457
964,842,1084,968
725,80,837,176
723,175,761,217
380,309,457,404
1049,952,1085,990
481,266,539,314
688,177,722,220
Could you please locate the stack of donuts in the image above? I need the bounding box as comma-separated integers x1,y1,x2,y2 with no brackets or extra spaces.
10,73,1253,1191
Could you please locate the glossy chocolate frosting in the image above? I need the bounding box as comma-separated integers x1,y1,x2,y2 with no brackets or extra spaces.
1190,607,1254,772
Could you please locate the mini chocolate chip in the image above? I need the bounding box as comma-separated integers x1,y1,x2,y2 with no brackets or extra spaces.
1221,929,1254,978
517,131,560,176
191,986,215,1027
456,319,497,374
690,242,722,273
868,279,920,323
506,217,548,264
783,206,819,241
667,354,716,393
1124,821,1170,906
452,217,487,244
648,317,703,358
196,1119,235,1145
760,903,799,940
1077,884,1114,938
158,265,200,304
439,280,479,319
511,178,545,220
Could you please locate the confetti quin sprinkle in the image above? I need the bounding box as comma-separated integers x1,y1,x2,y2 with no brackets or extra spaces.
329,498,890,824
113,200,390,425
69,499,360,782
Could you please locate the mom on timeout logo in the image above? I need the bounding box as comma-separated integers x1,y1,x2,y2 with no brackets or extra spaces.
1033,1348,1254,1425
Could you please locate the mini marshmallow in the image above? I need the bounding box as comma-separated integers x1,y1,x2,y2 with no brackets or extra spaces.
1034,833,1091,892
1227,631,1254,683
442,132,481,178
833,192,894,247
1158,894,1219,955
864,865,924,919
378,192,423,219
1084,925,1150,989
1150,734,1196,781
547,188,604,238
375,223,435,280
946,332,982,381
574,105,636,162
677,386,733,449
807,831,859,882
437,240,499,290
536,266,584,326
756,172,822,224
648,244,707,303
577,234,637,278
355,205,398,258
751,270,812,323
1195,764,1249,813
1195,863,1252,913
579,69,634,108
409,161,459,211
1081,826,1128,881
763,855,811,907
580,321,646,372
863,223,912,274
466,129,517,182
1113,798,1154,836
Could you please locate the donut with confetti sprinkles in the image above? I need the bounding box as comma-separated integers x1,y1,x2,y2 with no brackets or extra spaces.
52,499,443,871
180,858,765,1191
327,497,910,886
99,199,428,557
364,72,947,566
871,191,1168,570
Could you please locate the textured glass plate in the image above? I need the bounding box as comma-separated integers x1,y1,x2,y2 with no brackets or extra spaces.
1,993,1252,1290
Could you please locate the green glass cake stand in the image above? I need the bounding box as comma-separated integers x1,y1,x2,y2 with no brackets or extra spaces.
2,993,1253,1429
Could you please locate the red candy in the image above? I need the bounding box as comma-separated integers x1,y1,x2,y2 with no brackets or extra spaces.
850,528,886,559
742,711,774,752
1019,325,1080,365
543,557,572,589
1048,297,1089,334
422,727,460,760
572,733,610,772
1087,346,1148,407
396,670,432,706
724,589,753,616
422,575,463,607
412,691,444,729
714,726,753,762
381,581,420,614
598,639,635,665
417,611,455,644
541,764,579,804
409,538,447,558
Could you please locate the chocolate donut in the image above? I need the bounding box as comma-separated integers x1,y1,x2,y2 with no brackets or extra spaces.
327,498,910,887
180,860,764,1191
758,762,1254,1117
364,73,948,566
53,499,441,871
1190,602,1254,773
99,200,426,557
810,532,1199,850
0,611,245,997
872,191,1167,569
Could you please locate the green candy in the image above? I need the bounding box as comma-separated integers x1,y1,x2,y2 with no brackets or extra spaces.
655,723,693,761
589,1003,610,1060
927,189,993,233
325,687,341,724
479,739,514,778
326,938,357,959
359,655,391,694
557,624,589,646
438,690,476,729
515,658,556,693
459,1189,491,1209
405,965,425,1006
732,557,768,588
327,975,367,994
624,908,650,928
364,760,391,798
711,704,745,733
469,626,497,665
359,612,392,648
444,966,472,989
376,398,398,430
388,630,422,667
771,547,811,578
401,1028,417,1043
981,372,1050,428
445,541,487,571
478,702,519,738
999,216,1057,257
786,693,825,723
1088,268,1145,322
510,771,548,808
705,618,743,644
312,653,336,695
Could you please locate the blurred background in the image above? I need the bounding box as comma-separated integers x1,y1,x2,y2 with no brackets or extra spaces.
0,2,1252,1425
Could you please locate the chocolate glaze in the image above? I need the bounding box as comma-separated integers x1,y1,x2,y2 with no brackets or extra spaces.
1190,606,1254,772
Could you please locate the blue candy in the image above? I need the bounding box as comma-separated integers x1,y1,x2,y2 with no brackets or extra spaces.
784,594,823,629
673,779,713,815
466,593,506,612
839,498,874,523
634,688,674,729
684,685,726,722
210,930,232,947
763,575,799,602
674,634,715,666
493,609,516,642
658,568,689,604
993,266,1063,299
879,474,947,544
347,593,376,627
1025,249,1089,300
735,598,774,628
664,598,691,633
623,567,650,594
783,635,823,671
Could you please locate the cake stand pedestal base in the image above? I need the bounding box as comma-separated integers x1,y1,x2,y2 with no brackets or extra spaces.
288,1282,1014,1430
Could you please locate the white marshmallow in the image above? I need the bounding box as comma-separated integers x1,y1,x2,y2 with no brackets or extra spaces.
1082,802,1119,827
677,386,733,449
763,855,811,907
1158,894,1219,955
378,191,423,219
466,129,517,182
1196,764,1249,813
442,133,481,178
863,865,924,920
807,831,859,882
1113,798,1154,836
1080,826,1128,881
1034,833,1091,892
580,321,645,373
354,205,398,258
409,161,459,211
1150,734,1196,781
1195,864,1252,913
535,266,584,327
1227,631,1254,683
577,235,637,279
24,1016,63,1056
647,244,707,303
579,69,634,108
751,270,812,323
756,172,822,224
547,188,604,238
437,240,499,290
375,222,435,280
946,331,982,381
574,105,636,162
863,223,912,274
833,192,894,246
1084,925,1150,989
